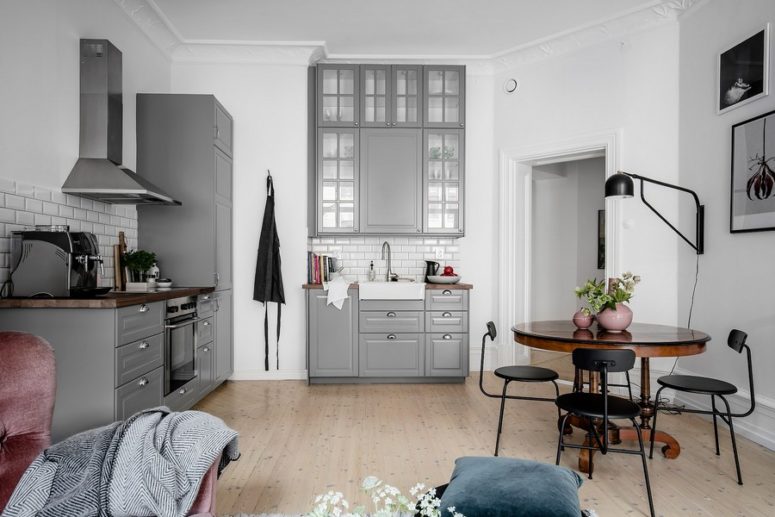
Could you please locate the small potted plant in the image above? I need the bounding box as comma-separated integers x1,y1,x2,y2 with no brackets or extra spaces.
122,249,157,283
574,272,641,332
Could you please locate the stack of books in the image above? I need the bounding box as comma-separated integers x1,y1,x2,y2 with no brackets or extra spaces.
307,252,337,284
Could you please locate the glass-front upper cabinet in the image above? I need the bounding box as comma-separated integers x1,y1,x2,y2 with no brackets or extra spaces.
361,65,423,128
424,66,465,128
424,129,464,234
317,64,360,127
318,128,359,233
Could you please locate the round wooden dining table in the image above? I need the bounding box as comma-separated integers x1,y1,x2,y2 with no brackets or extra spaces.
512,321,710,473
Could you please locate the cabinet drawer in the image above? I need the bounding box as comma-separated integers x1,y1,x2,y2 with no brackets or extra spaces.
360,311,424,333
359,333,423,377
197,343,215,398
115,333,164,387
425,289,468,311
116,302,164,346
197,316,214,344
426,311,468,333
163,378,199,412
114,366,163,421
197,294,215,316
358,299,425,311
426,333,467,377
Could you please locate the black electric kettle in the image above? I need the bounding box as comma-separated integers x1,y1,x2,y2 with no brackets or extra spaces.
424,260,440,281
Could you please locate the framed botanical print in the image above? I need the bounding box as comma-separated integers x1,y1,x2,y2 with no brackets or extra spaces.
718,25,769,114
730,109,775,232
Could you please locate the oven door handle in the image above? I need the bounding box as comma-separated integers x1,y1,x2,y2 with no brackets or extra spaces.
165,317,201,329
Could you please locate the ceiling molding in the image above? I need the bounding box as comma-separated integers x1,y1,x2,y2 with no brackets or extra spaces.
114,0,704,71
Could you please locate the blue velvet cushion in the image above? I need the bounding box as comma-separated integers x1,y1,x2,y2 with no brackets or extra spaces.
438,456,583,517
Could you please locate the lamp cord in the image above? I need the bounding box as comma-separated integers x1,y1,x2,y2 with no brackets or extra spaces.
668,252,701,376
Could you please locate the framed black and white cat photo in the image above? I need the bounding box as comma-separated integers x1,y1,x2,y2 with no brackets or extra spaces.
718,25,769,114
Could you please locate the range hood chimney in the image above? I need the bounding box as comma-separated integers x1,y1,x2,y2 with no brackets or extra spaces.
62,39,180,206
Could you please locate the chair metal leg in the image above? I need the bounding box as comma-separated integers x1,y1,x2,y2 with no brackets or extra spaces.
719,395,743,485
556,413,570,466
551,380,561,420
625,370,633,401
494,380,510,456
711,395,720,455
649,386,665,459
632,418,656,517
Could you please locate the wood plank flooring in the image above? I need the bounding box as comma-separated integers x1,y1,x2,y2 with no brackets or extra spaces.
195,375,775,516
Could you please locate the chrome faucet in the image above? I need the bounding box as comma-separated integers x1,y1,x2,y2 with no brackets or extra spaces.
381,241,398,282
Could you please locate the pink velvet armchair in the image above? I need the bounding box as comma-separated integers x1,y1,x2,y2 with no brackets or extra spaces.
0,331,218,516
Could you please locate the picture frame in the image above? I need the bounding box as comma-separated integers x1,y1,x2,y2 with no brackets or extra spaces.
597,209,605,269
718,24,769,114
730,109,775,233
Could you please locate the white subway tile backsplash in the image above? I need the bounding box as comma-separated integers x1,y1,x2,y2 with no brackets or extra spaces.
33,187,51,201
34,214,51,226
15,183,34,197
5,195,25,210
42,202,58,215
25,198,42,212
16,212,34,225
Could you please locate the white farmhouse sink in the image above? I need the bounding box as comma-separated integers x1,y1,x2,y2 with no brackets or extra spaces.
359,282,426,300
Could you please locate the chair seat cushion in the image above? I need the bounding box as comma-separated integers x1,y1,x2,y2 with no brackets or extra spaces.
657,374,738,395
439,456,583,517
494,365,558,382
556,392,640,419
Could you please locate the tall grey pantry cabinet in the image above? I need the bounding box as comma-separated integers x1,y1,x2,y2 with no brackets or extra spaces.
136,94,234,384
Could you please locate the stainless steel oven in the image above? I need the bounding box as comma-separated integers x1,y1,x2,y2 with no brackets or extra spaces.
164,295,199,395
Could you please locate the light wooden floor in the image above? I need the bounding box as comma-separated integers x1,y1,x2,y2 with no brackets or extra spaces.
195,375,775,516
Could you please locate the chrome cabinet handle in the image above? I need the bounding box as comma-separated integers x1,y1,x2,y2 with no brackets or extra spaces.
442,290,452,295
138,341,150,350
138,304,149,313
203,321,211,326
443,334,452,340
137,377,149,386
202,347,210,353
386,122,391,126
387,334,397,340
354,122,360,127
215,126,220,138
386,312,396,318
165,317,201,329
201,295,211,301
442,312,452,317
179,388,187,395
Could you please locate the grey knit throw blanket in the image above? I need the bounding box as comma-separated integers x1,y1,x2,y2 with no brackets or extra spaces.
2,408,239,517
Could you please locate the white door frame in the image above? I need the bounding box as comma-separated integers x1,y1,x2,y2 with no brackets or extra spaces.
497,131,622,367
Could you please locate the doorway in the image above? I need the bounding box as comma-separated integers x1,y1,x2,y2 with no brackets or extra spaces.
529,156,606,381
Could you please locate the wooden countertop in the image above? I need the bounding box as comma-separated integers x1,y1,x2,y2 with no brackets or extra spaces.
302,282,473,290
0,286,215,309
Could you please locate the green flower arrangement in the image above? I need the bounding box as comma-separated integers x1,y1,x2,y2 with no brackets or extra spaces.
575,272,641,315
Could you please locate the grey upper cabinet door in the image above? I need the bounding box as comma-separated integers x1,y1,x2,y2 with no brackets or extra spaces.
392,65,422,128
423,129,465,234
214,100,233,156
214,148,233,290
360,65,391,128
214,290,233,382
423,66,465,128
318,128,360,234
317,64,360,127
308,289,358,377
359,128,422,234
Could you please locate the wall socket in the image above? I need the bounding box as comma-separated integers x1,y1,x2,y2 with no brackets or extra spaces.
434,247,444,260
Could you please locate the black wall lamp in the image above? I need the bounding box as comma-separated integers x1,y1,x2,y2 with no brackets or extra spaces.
604,171,705,254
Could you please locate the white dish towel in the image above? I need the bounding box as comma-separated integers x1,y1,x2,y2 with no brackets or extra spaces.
325,275,350,310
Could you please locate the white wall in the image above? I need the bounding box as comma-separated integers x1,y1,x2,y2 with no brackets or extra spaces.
677,0,775,448
573,158,606,286
493,23,682,371
171,63,310,378
0,0,171,188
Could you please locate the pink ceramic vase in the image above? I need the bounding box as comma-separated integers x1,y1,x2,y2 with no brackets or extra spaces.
596,303,633,332
572,310,594,329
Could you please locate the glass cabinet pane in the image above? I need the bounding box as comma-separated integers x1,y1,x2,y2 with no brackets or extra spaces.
322,96,337,122
322,203,337,228
319,128,358,233
323,161,337,179
318,66,358,125
445,71,459,94
339,203,354,227
322,70,338,94
322,182,337,201
428,70,443,95
445,185,459,202
340,70,354,94
339,161,354,179
425,130,463,233
428,183,442,202
340,134,354,158
428,97,443,123
322,133,337,158
425,67,464,127
444,97,459,124
340,182,354,201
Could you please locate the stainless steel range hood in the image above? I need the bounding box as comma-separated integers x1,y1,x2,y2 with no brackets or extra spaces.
62,40,180,206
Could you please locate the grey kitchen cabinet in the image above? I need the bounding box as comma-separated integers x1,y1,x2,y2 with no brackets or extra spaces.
214,290,234,382
359,333,424,377
359,129,423,234
318,64,360,127
197,342,215,398
318,128,360,233
136,94,233,290
360,65,423,128
424,66,465,128
115,366,164,421
307,288,359,377
425,333,467,377
424,129,465,234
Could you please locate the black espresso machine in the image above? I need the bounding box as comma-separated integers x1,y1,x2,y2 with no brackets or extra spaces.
10,226,107,298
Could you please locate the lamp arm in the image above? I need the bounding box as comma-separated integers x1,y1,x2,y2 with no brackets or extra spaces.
618,171,705,254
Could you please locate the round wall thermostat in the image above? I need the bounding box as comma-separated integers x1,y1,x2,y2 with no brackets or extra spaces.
503,78,518,93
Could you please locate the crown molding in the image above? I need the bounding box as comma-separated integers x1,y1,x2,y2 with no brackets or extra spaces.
114,0,705,71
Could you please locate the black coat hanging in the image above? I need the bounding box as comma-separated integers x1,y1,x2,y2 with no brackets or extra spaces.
253,170,285,370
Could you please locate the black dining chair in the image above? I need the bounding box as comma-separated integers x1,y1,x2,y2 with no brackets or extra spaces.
650,329,755,485
478,321,561,456
555,348,655,517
